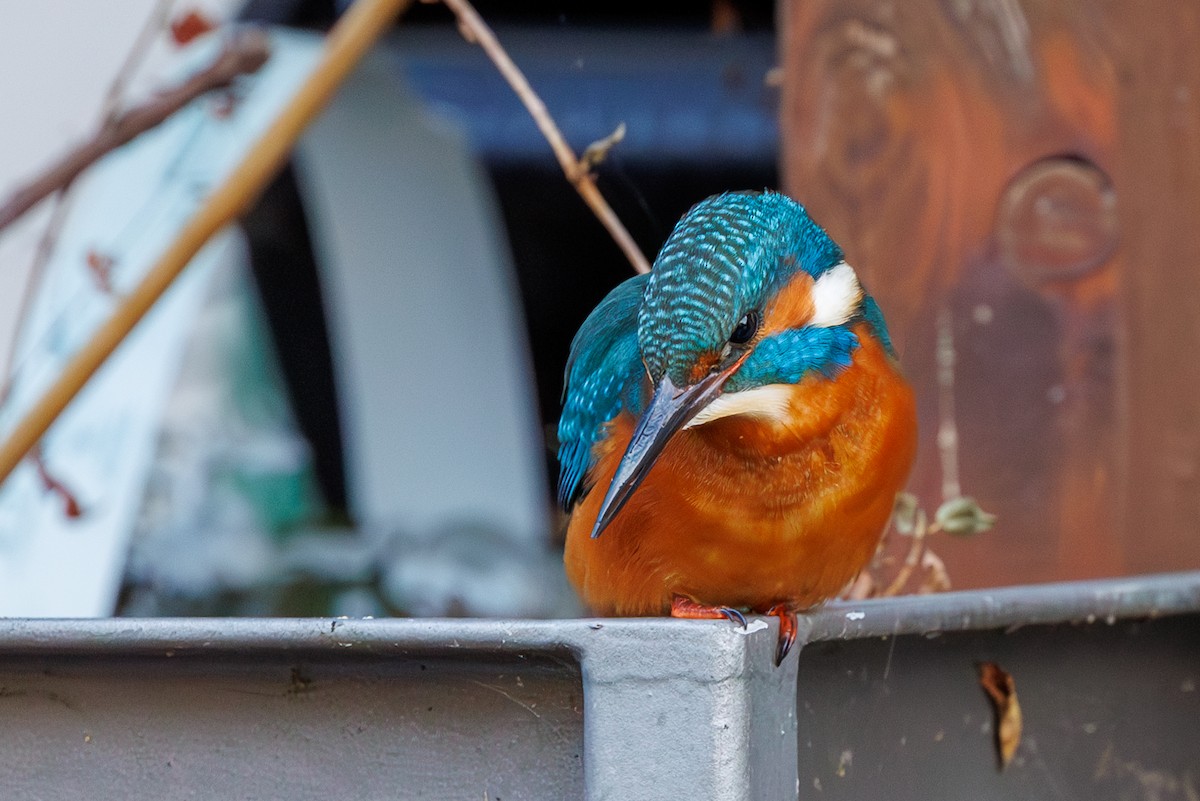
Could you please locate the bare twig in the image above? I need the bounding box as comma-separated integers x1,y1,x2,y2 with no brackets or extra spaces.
439,0,652,275
842,569,875,601
882,510,932,597
0,27,271,233
0,197,73,407
0,0,175,403
0,0,414,486
918,548,951,593
105,0,179,124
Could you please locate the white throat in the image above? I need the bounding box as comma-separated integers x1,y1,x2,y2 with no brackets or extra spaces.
684,384,792,428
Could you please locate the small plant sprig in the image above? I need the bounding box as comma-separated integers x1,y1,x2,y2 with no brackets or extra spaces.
844,492,997,600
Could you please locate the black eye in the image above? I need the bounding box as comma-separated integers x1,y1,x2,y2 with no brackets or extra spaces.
728,310,760,345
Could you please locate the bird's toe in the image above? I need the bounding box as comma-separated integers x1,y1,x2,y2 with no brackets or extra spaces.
670,594,748,629
767,603,799,666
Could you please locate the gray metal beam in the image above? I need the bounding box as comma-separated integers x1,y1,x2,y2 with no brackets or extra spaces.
0,571,1197,800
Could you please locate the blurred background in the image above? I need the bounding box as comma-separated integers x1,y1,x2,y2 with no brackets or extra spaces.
0,0,1197,618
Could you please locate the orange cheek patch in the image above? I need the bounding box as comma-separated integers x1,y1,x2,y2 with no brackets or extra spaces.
762,271,816,336
687,352,720,383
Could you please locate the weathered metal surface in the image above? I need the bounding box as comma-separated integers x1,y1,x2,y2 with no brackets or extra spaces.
0,616,797,801
795,579,1200,799
780,1,1200,588
0,572,1196,799
797,616,1200,799
0,653,585,801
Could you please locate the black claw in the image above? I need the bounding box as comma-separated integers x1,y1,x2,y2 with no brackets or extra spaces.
774,631,795,666
720,607,748,628
768,605,799,667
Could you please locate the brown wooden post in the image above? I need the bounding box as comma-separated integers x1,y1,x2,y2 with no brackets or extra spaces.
780,1,1200,587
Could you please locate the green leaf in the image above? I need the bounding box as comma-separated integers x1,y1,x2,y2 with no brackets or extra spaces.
892,492,920,535
934,496,997,537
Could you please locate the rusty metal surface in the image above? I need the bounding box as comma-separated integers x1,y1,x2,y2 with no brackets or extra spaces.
0,572,1196,799
780,1,1200,589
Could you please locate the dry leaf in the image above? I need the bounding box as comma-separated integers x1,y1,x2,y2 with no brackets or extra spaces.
85,249,115,294
935,496,997,536
170,10,216,46
979,662,1022,768
31,446,83,519
892,491,919,535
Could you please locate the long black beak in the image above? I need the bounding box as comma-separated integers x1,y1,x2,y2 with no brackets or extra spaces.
590,362,737,539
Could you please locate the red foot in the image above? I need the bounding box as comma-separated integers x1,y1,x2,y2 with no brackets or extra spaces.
767,604,798,666
670,594,748,628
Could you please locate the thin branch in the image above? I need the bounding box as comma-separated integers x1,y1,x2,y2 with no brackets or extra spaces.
0,0,176,403
0,27,271,233
103,0,179,126
0,0,414,486
918,548,952,593
0,198,73,408
882,514,943,597
439,0,652,275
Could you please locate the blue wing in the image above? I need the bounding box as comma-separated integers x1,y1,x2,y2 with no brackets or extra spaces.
857,294,896,358
557,274,649,508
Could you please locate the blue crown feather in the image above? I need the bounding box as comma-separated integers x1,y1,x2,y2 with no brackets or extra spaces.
638,192,843,386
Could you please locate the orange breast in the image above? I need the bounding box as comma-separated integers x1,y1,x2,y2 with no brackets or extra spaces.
564,324,918,616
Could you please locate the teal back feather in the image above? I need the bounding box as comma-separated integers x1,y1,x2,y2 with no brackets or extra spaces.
557,273,649,506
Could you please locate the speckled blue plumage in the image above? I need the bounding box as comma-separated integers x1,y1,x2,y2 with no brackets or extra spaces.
638,192,844,386
557,191,893,508
724,326,860,393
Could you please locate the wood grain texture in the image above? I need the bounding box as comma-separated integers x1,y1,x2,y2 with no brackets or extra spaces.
781,1,1200,587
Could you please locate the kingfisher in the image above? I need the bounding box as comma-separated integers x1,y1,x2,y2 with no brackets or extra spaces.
557,191,918,664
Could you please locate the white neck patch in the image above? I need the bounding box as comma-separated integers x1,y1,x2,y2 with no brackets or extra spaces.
809,261,863,328
684,384,792,429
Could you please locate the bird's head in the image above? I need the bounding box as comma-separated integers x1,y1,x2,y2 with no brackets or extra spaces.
591,191,887,538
